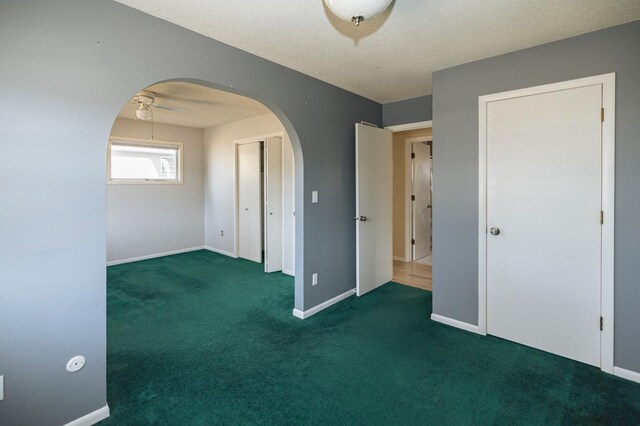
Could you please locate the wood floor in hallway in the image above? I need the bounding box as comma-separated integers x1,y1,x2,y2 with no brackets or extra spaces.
393,259,432,291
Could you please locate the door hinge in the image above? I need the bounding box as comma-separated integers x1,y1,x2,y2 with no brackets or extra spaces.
600,210,604,225
411,239,415,245
601,108,605,122
600,316,604,331
411,152,415,159
411,195,415,201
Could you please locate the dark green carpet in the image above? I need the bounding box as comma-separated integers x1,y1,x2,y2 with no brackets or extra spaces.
103,250,640,425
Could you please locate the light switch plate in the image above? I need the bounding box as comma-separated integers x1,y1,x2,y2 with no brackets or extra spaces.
312,191,318,203
0,375,4,401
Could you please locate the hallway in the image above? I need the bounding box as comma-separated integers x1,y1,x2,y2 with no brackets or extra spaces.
393,260,432,291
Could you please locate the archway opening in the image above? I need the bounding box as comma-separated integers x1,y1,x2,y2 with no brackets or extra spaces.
107,81,298,280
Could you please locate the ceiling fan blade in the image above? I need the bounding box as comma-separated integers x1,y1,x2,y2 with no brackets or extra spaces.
152,104,190,113
154,93,217,106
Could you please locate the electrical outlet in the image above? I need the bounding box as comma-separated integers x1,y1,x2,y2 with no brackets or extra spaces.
221,230,224,236
66,356,86,373
312,191,318,203
0,375,4,401
312,273,318,286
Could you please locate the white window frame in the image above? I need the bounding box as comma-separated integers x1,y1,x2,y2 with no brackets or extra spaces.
107,136,184,184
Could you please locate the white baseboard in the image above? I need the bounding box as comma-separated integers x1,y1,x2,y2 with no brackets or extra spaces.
107,246,204,266
282,269,295,276
393,256,409,262
204,246,237,258
293,288,355,319
64,404,110,426
431,313,484,335
614,366,640,384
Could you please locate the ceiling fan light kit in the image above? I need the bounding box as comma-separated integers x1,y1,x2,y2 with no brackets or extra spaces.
131,89,190,121
324,0,393,26
135,103,152,120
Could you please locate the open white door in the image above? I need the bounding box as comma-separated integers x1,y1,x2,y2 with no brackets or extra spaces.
412,142,431,261
264,136,283,272
237,142,263,263
355,123,393,296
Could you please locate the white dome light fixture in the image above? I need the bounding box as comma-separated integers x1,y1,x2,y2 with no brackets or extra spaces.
324,0,393,26
135,103,152,121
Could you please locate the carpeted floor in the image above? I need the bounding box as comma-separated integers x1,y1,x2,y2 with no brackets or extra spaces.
103,250,640,425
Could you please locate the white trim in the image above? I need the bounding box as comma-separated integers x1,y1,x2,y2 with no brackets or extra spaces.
106,246,204,266
404,135,433,262
204,245,237,258
477,73,616,374
600,74,616,374
393,256,409,262
292,289,355,319
64,404,110,426
431,314,483,335
234,132,285,145
282,269,295,276
385,120,432,132
613,367,640,384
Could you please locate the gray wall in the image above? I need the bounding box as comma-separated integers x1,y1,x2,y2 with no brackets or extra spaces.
382,95,432,127
0,1,380,424
107,119,205,263
431,21,640,373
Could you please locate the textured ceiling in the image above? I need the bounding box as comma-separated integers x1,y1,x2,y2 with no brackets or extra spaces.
115,0,640,103
117,82,271,128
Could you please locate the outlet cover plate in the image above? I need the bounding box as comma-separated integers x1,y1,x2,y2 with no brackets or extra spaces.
66,356,86,373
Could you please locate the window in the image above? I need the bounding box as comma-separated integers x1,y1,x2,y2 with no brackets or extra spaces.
108,139,183,184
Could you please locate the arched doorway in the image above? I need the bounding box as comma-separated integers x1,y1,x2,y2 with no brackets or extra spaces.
107,79,303,304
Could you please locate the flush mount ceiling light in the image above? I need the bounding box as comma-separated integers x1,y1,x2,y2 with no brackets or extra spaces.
324,0,393,26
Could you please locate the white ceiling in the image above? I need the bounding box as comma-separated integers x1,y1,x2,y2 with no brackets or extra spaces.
115,1,640,103
117,82,271,128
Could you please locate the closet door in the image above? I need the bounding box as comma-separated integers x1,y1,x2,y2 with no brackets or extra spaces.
264,136,283,272
486,85,602,366
237,142,263,263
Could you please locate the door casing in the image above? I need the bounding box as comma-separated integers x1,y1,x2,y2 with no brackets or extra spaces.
405,136,433,262
477,73,616,374
234,132,287,271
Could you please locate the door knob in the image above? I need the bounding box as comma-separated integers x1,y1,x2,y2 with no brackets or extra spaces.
360,216,368,222
489,227,500,235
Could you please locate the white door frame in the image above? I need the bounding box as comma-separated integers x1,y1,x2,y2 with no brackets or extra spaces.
404,136,433,262
233,132,285,262
384,120,433,264
386,120,432,133
478,73,616,374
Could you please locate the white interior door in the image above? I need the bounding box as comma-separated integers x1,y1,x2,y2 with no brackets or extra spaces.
264,136,283,272
237,142,263,263
486,85,602,366
356,123,393,296
412,142,431,261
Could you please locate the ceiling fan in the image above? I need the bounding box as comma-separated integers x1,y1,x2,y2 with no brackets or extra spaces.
130,90,190,120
